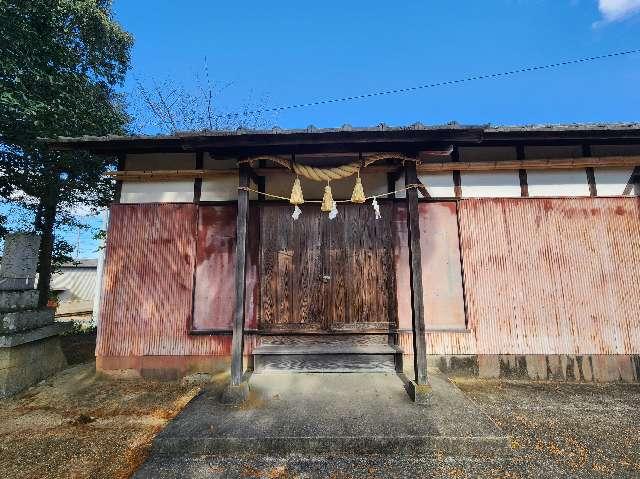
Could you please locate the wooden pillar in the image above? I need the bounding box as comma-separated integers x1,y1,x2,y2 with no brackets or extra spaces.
405,162,428,385
230,164,250,386
583,144,598,197
623,166,640,195
194,152,203,203
517,145,529,197
113,153,126,204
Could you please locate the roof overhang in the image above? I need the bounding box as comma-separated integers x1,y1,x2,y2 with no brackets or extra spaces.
45,123,640,157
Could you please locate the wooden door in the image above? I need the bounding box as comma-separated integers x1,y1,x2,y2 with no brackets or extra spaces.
259,203,396,332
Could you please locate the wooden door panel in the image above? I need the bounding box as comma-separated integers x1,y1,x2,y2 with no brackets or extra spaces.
292,211,323,329
276,250,293,325
259,203,396,332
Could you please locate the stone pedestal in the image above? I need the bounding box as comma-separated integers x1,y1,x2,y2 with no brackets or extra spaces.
0,234,69,398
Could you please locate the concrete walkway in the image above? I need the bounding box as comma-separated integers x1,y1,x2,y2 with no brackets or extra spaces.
134,368,507,477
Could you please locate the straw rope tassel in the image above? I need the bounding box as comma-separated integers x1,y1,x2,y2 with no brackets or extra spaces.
321,181,334,212
289,176,304,205
350,172,366,203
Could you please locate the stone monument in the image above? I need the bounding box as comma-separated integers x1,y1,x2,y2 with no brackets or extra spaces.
0,233,69,397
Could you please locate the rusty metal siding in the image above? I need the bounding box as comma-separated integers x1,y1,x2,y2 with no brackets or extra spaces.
193,206,236,330
458,197,640,355
97,204,241,357
394,202,466,331
399,331,477,356
192,205,260,331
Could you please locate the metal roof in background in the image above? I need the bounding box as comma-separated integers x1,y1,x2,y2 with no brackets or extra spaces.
59,259,98,268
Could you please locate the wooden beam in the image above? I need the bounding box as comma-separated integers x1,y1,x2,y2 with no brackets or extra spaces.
451,147,462,198
405,163,428,385
519,169,529,197
623,166,640,195
194,152,203,203
230,165,250,386
583,145,598,197
586,167,597,197
257,159,266,201
106,169,237,181
113,153,126,203
517,145,528,197
416,155,640,172
104,155,640,181
415,177,431,198
246,167,261,186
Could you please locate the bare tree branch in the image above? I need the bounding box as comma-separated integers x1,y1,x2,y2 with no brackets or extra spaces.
132,60,271,135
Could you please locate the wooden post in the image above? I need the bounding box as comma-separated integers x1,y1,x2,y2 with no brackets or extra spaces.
194,152,203,203
623,166,640,195
113,153,126,204
230,165,250,386
517,145,529,197
405,162,428,386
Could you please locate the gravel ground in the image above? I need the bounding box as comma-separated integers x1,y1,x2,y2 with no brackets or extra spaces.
135,379,640,479
2,343,639,479
0,362,202,479
455,378,640,478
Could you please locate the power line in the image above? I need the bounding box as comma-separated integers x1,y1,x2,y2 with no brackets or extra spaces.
251,48,640,115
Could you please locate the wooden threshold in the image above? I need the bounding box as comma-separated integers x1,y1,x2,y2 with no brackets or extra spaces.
258,329,394,335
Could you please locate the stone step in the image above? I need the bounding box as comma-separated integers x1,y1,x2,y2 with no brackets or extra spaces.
253,339,403,373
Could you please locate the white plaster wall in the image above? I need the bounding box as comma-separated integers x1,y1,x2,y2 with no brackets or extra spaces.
266,172,387,200
395,173,455,199
126,153,195,170
527,169,590,197
461,171,521,198
594,167,636,196
420,173,456,198
201,175,239,201
120,181,194,203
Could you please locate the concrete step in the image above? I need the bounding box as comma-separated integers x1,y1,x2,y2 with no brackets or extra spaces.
142,370,510,461
253,339,403,373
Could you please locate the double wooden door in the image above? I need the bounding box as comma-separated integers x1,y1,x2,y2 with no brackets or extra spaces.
259,203,397,332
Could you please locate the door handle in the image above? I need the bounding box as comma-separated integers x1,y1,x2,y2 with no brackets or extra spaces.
321,275,331,283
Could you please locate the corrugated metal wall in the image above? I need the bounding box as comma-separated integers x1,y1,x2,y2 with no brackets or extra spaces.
192,205,259,331
98,198,640,360
51,267,96,302
458,197,640,355
97,204,243,357
192,205,236,330
394,202,466,331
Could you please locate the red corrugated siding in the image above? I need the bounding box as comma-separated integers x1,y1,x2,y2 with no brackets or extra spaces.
192,205,259,330
193,206,236,330
97,204,255,357
399,331,477,356
394,202,466,331
99,198,640,360
459,197,640,355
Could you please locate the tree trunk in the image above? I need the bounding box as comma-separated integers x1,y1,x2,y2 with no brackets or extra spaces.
36,176,59,307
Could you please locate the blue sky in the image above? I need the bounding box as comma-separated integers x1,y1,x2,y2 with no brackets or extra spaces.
115,0,640,131
8,0,639,259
